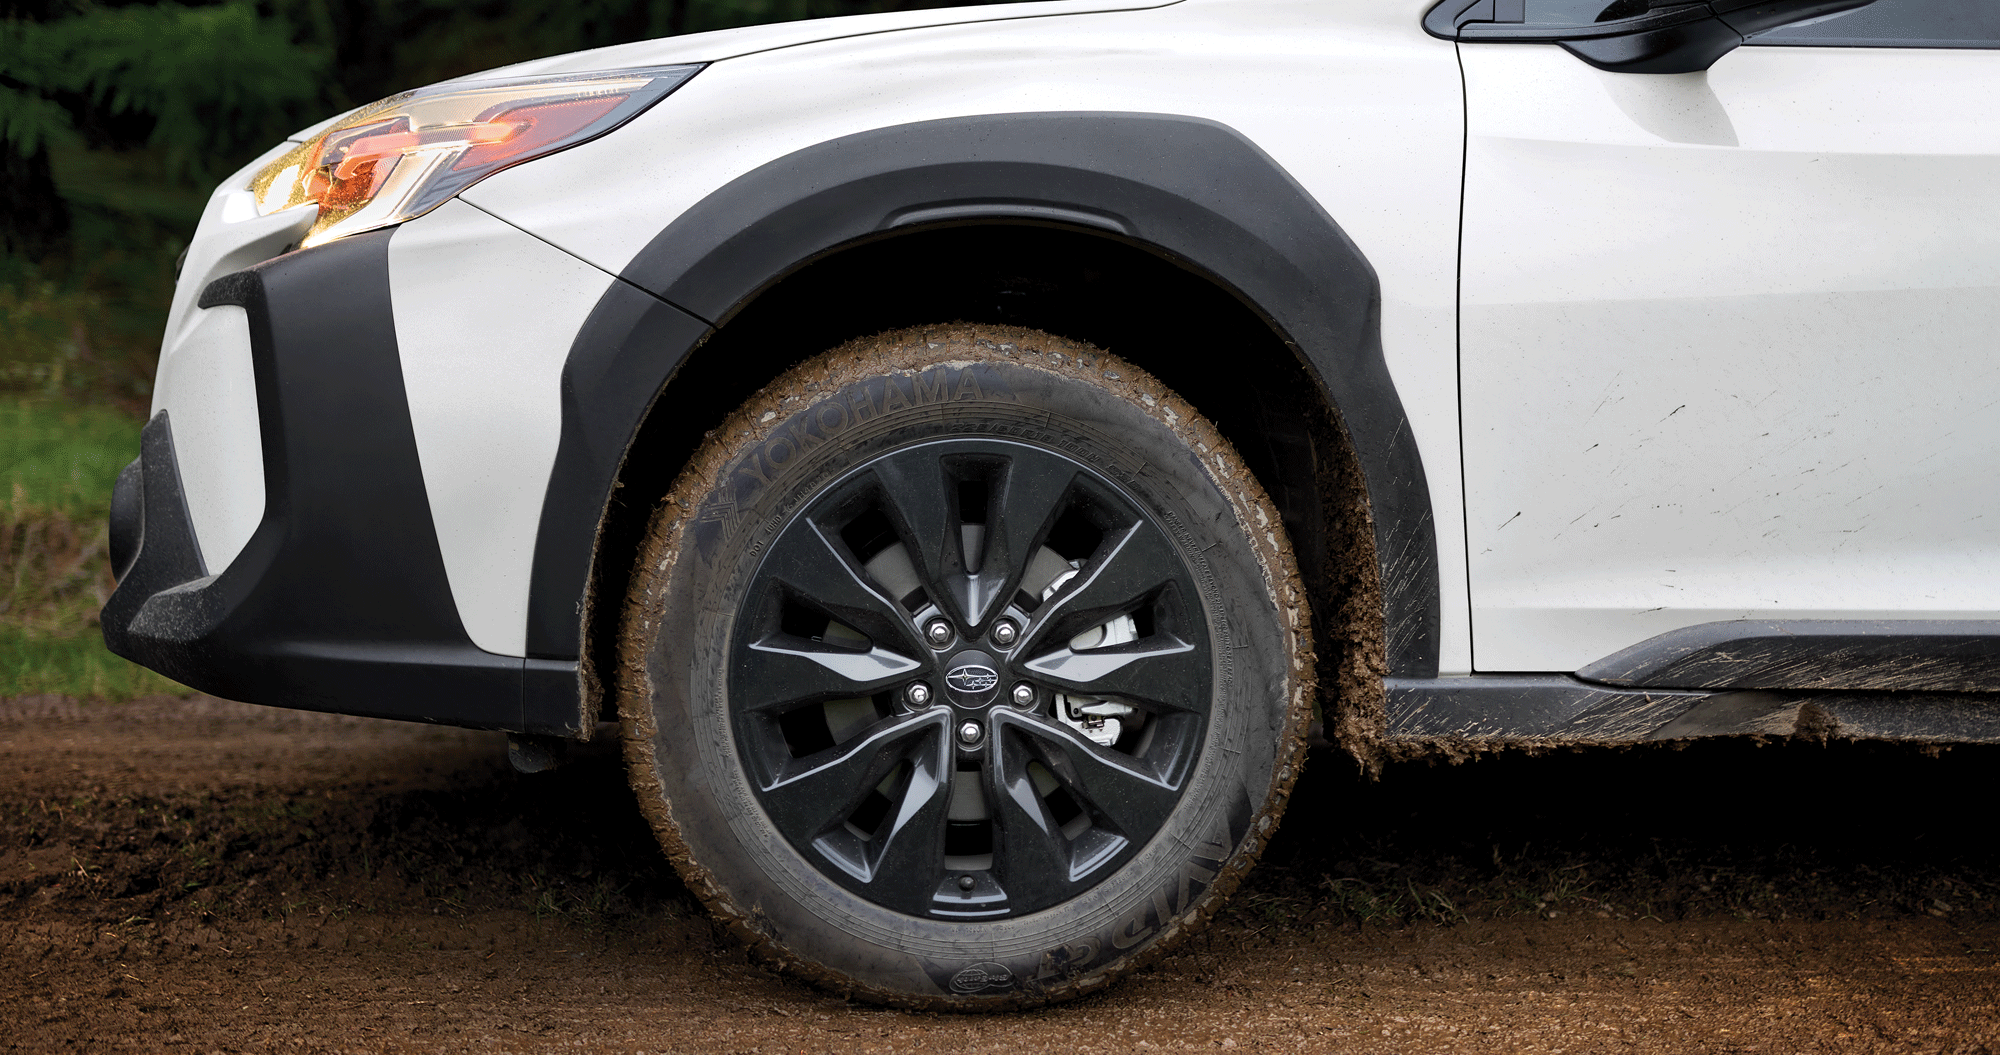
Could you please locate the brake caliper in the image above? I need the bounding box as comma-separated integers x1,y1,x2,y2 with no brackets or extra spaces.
1043,561,1143,747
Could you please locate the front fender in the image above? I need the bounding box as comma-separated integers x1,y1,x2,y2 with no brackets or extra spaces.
523,112,1441,681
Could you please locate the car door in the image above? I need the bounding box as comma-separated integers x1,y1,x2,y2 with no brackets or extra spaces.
1455,0,2000,673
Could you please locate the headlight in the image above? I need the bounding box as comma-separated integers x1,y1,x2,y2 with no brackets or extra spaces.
250,64,702,249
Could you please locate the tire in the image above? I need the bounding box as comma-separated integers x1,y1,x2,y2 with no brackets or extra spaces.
617,324,1312,1009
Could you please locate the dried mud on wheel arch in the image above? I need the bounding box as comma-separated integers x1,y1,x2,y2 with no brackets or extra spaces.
613,324,1315,1009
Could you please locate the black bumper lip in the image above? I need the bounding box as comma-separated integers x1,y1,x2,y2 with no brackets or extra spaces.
108,455,145,581
101,229,581,735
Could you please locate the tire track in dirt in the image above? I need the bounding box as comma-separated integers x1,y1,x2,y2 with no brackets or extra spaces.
4,695,1998,1053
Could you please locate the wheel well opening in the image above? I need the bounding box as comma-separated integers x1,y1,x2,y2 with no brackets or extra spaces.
586,223,1383,748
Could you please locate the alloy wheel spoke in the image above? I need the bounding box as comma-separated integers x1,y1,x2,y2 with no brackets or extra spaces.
1023,636,1206,714
988,724,1082,893
994,709,1182,841
972,448,1082,625
760,710,947,841
858,741,956,911
869,450,962,617
759,517,924,651
1024,519,1182,649
734,640,921,713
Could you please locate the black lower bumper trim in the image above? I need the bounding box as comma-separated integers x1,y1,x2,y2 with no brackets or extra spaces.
101,231,581,735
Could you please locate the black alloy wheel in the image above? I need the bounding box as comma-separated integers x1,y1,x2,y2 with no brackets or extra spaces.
730,436,1212,920
619,325,1313,1009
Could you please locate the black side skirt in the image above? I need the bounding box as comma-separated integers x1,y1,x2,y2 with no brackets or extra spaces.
1388,674,2000,745
1578,619,2000,693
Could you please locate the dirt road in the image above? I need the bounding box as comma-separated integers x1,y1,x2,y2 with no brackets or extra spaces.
5,695,1998,1053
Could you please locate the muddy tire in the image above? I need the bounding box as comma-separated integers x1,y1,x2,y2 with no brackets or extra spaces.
617,324,1312,1009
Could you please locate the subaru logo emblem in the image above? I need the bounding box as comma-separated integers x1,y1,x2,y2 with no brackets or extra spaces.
946,665,999,693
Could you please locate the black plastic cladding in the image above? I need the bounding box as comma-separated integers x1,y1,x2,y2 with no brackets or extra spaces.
525,281,708,660
524,111,1442,680
1579,619,2000,693
1385,674,2000,744
99,231,579,734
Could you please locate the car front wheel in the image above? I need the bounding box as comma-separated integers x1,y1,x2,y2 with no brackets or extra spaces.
617,324,1312,1008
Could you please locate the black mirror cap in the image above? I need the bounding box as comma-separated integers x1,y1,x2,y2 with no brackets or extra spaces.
1424,0,1716,38
1558,15,1744,73
1426,0,1880,74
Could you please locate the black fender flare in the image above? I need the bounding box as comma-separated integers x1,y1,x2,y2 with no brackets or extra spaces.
525,111,1441,680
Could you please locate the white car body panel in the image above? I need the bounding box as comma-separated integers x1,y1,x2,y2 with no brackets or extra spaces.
150,143,317,575
459,0,1184,78
150,304,264,574
286,2,1186,144
1459,43,2000,672
387,199,620,657
156,143,315,359
460,0,1476,671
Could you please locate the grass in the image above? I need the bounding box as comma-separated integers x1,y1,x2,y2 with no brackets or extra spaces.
0,207,185,416
0,626,183,698
1,129,204,701
0,396,185,699
1,398,142,509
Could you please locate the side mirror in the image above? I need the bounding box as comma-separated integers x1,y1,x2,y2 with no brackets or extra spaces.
1424,0,1878,74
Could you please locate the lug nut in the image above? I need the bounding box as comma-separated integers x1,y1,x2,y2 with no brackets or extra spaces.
907,682,933,707
958,875,976,891
992,619,1019,647
1011,682,1035,707
925,618,954,647
958,720,983,745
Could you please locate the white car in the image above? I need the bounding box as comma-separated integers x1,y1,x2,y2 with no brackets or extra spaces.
104,0,2000,1008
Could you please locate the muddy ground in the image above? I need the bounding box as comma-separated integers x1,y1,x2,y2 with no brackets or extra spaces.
4,695,1998,1053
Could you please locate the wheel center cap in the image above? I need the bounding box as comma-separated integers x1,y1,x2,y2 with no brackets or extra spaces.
942,650,1002,708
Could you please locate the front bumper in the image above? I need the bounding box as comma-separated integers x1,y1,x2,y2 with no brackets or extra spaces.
102,230,581,735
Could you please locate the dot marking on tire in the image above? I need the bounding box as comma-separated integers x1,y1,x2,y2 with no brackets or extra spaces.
949,962,1016,994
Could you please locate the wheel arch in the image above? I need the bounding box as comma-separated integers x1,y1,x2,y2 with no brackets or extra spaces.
523,111,1440,728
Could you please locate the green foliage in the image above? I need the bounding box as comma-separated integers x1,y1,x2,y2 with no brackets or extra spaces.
0,263,167,408
3,2,326,370
65,2,327,180
0,77,78,159
2,3,329,181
